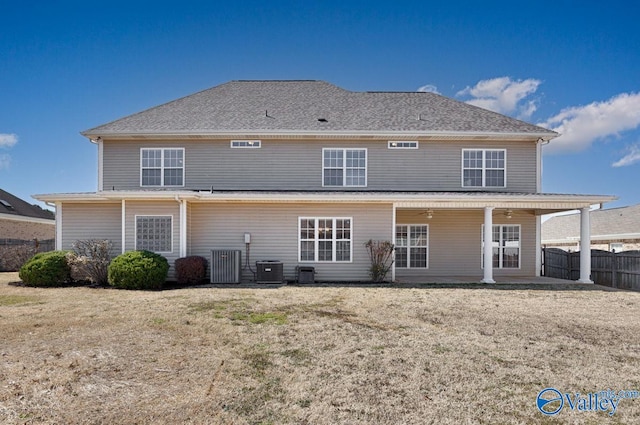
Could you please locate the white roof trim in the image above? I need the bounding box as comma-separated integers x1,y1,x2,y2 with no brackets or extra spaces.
33,190,616,212
82,130,557,141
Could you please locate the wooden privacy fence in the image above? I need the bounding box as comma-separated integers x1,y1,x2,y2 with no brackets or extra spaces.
0,238,55,272
542,248,640,290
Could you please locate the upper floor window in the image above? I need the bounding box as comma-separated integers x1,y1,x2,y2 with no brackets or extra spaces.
388,141,418,149
462,149,506,187
141,148,184,187
231,140,261,148
322,148,367,187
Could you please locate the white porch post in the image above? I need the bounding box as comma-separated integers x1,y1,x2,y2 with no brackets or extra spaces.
121,200,126,254
578,207,593,283
391,203,397,282
180,199,187,258
55,202,62,250
482,206,495,283
535,215,542,277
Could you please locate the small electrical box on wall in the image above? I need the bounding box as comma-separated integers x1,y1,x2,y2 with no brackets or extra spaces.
244,233,251,244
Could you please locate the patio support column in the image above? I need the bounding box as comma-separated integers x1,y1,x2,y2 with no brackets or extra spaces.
481,206,495,283
578,207,593,283
391,203,397,282
179,199,187,258
121,200,126,254
55,202,62,250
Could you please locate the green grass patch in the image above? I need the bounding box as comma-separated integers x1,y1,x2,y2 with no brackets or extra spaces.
0,295,41,306
232,311,288,325
189,298,251,313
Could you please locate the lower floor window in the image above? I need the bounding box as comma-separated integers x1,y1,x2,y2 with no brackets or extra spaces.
136,215,172,252
483,224,520,268
396,225,428,268
299,217,352,262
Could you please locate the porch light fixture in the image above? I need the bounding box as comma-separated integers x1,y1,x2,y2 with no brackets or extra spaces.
505,209,513,219
426,209,433,219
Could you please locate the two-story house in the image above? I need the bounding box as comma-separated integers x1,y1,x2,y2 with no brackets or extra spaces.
35,80,615,283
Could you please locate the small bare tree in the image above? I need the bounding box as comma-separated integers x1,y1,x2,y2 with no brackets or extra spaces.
66,240,113,286
365,240,394,283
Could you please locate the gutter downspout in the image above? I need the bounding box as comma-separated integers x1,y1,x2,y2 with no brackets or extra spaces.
89,137,103,191
175,196,187,257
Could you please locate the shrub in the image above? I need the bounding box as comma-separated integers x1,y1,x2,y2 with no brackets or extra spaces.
19,251,72,287
365,240,395,283
175,255,208,285
66,239,113,286
107,250,169,290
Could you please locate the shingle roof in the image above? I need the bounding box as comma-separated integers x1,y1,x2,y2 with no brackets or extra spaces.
0,188,55,220
542,204,640,241
83,80,557,137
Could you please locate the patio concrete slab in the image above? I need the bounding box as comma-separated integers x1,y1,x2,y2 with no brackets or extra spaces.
396,275,582,284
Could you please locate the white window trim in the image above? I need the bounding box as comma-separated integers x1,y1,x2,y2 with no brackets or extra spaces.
231,140,261,148
140,148,185,187
388,141,419,149
135,214,174,254
481,224,521,269
395,224,429,269
322,148,368,188
461,149,507,188
298,217,353,263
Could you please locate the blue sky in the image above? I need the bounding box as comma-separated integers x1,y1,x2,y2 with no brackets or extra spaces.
1,1,639,210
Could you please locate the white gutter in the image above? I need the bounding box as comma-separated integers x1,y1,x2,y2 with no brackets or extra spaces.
33,190,617,207
33,190,615,201
81,130,558,141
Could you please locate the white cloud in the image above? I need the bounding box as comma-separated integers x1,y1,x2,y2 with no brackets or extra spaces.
456,77,541,119
540,92,640,154
417,84,440,94
612,143,640,167
0,154,10,170
0,133,18,148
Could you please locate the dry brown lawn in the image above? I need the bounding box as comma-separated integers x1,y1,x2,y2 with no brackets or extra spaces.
1,272,639,424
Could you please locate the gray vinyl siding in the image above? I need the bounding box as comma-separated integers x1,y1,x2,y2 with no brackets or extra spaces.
395,209,536,279
188,202,393,282
102,139,537,193
124,201,181,278
60,203,122,253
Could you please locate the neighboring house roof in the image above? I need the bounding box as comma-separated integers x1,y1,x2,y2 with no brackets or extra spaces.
0,188,55,221
83,80,558,138
542,204,640,243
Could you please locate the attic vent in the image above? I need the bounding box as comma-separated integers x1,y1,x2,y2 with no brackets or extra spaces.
0,199,14,210
318,118,328,122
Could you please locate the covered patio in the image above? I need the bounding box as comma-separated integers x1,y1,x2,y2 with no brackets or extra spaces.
391,192,617,284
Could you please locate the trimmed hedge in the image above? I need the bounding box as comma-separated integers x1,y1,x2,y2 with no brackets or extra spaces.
175,255,208,285
107,250,169,290
19,251,72,287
